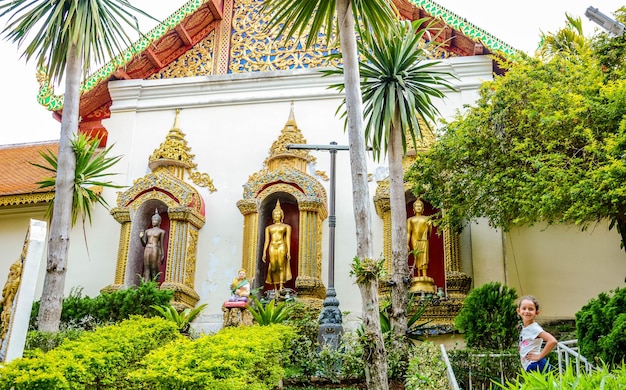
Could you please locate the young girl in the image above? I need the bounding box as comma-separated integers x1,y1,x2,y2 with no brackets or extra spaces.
517,295,557,372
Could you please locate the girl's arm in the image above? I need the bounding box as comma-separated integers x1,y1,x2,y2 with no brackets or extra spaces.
528,331,557,361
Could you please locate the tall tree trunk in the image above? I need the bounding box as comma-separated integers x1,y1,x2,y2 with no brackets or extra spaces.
336,0,388,388
357,270,389,389
388,120,409,346
37,44,80,332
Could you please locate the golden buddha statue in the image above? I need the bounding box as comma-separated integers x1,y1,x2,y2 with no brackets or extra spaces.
407,199,432,277
262,200,292,292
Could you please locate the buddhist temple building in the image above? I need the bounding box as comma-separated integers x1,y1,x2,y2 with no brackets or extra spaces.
0,0,624,334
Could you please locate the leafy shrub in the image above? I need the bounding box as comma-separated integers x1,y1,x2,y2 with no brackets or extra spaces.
454,281,519,350
576,287,626,367
128,324,295,390
405,341,450,390
282,301,321,380
247,297,293,325
30,281,174,330
150,303,207,334
0,316,181,389
495,362,626,389
448,347,519,389
24,328,84,354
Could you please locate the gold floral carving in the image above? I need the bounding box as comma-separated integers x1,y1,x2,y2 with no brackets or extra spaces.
189,171,217,192
0,257,23,341
184,228,198,287
314,170,329,181
229,0,340,73
228,0,456,74
148,31,216,79
0,193,54,207
265,103,316,172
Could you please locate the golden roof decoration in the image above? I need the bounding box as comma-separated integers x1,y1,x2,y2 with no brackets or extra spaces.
149,109,196,170
149,109,217,192
264,102,316,170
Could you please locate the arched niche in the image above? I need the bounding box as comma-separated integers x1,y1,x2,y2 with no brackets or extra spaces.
127,200,170,286
104,110,213,309
237,104,328,303
256,193,300,292
373,125,472,327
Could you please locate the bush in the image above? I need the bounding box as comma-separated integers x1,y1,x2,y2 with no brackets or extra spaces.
24,328,84,354
576,287,626,367
405,341,450,390
448,347,519,389
30,281,174,330
454,281,519,350
0,316,181,389
496,362,626,389
128,324,295,389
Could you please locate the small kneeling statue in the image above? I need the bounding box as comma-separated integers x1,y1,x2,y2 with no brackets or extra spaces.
228,269,250,302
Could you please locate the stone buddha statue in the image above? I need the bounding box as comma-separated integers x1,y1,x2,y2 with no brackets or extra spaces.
139,209,166,282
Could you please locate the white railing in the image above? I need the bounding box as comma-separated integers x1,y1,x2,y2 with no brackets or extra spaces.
440,340,594,390
555,339,594,375
440,344,461,390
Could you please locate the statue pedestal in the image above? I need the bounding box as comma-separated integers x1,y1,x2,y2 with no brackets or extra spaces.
222,302,253,327
409,276,436,294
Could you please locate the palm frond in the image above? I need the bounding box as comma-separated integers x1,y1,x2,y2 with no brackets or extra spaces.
261,0,396,49
30,133,124,225
0,0,158,84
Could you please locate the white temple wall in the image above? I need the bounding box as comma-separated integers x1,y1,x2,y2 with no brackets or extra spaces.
505,222,626,321
2,55,624,326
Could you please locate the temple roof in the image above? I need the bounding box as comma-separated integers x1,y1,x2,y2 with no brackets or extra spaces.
36,0,519,123
0,141,57,206
3,0,519,204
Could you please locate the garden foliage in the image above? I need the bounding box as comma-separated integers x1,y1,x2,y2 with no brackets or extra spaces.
454,282,519,350
128,324,295,390
0,317,181,389
30,281,173,331
495,363,626,389
407,9,626,252
576,287,626,367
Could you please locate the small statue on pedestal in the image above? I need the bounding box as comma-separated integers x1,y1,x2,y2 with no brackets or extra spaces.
228,269,250,303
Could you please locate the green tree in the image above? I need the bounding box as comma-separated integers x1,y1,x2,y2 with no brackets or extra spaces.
0,0,155,332
262,1,396,387
326,19,455,348
32,134,123,226
407,20,626,253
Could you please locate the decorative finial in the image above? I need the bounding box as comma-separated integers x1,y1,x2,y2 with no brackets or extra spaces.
173,109,181,130
287,102,296,125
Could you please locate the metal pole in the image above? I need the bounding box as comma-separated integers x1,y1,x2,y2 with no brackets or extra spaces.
286,142,348,347
328,142,337,289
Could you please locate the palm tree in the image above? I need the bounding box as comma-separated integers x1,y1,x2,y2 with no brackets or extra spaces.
32,133,124,226
0,0,156,332
262,0,396,388
332,19,456,346
538,14,586,59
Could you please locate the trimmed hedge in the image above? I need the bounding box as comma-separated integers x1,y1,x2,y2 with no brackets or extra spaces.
0,316,181,389
128,324,295,390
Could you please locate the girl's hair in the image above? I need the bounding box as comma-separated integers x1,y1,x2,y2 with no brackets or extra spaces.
518,295,540,311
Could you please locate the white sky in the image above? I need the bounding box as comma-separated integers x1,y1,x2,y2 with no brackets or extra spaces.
0,0,622,145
